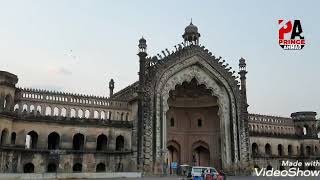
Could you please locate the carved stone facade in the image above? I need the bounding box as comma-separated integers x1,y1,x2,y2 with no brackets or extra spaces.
136,23,249,173
0,23,319,174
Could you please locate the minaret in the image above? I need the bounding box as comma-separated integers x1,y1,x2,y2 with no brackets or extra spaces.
239,57,248,110
138,37,147,85
137,36,147,168
109,79,114,97
238,57,250,161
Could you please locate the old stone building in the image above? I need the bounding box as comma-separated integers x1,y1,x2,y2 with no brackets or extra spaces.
249,112,320,171
0,22,319,174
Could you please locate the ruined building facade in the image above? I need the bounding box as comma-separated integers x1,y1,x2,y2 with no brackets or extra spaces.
0,23,319,174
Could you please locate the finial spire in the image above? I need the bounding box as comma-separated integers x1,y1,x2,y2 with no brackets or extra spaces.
138,36,147,53
109,78,114,97
183,20,200,45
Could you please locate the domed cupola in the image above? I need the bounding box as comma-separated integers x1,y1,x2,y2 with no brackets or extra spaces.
138,36,147,52
182,20,201,45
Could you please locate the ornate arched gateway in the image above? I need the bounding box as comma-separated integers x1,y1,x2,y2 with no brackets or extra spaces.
136,22,250,173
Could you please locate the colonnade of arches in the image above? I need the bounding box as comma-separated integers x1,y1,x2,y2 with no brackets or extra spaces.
23,162,110,173
249,124,295,135
251,142,319,157
0,129,16,145
13,103,130,121
0,129,126,152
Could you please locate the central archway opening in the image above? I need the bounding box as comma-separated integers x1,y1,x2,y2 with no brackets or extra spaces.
166,78,221,169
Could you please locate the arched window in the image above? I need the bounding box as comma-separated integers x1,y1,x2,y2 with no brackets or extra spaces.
251,143,259,156
96,134,108,151
14,104,19,112
29,105,35,113
61,108,66,117
278,144,283,156
53,107,59,116
108,111,112,120
303,125,309,135
0,129,8,145
117,112,120,120
26,131,38,149
170,118,175,127
47,163,57,172
36,106,41,115
22,104,28,112
101,111,105,119
78,109,83,118
116,135,124,151
11,132,16,145
70,109,76,117
288,145,293,156
73,163,82,172
197,119,202,127
24,163,35,173
45,107,52,116
96,163,106,172
94,111,99,119
48,132,60,150
4,94,12,111
120,113,124,120
265,143,272,156
84,110,90,118
306,146,312,156
73,133,84,150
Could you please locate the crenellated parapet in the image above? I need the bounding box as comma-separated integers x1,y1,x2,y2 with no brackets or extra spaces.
16,87,128,109
248,113,319,139
110,81,139,102
249,113,293,124
10,87,132,121
248,113,295,136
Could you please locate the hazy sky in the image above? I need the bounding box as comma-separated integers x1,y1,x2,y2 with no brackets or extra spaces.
0,1,319,117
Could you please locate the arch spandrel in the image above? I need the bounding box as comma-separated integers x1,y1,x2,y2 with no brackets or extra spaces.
152,54,241,169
